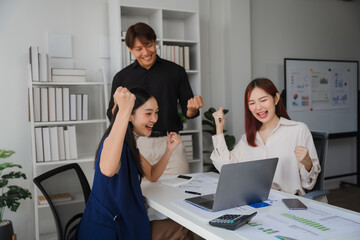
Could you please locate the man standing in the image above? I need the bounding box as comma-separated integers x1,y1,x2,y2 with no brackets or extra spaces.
107,22,203,175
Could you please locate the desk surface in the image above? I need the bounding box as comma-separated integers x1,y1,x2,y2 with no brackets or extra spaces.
141,172,360,240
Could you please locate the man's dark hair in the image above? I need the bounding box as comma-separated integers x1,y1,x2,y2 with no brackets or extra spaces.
125,22,157,48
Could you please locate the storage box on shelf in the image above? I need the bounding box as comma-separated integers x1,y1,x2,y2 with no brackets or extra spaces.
109,0,202,173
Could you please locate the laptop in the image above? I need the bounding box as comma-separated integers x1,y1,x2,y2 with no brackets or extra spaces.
185,158,278,212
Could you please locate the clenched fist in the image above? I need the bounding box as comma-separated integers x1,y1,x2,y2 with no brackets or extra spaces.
166,132,182,153
187,95,203,117
113,87,136,119
212,107,225,134
294,146,312,171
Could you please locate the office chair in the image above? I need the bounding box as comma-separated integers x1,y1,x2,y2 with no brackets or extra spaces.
33,163,91,240
303,131,330,201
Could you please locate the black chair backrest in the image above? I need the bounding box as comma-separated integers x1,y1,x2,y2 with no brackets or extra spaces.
33,163,91,240
310,131,328,191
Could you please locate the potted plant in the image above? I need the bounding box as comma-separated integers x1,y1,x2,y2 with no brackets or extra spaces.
178,111,188,130
0,149,32,240
202,107,236,172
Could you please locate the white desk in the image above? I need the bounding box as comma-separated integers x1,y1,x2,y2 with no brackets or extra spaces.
141,172,360,240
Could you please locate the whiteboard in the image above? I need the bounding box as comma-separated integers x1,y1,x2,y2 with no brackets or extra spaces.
284,58,358,134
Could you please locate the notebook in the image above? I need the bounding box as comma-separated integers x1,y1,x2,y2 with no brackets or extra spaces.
185,158,278,212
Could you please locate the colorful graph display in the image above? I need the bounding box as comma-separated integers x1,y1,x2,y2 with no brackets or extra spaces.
247,222,298,240
281,213,330,231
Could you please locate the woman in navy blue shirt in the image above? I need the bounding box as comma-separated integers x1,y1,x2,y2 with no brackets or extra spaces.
77,87,189,239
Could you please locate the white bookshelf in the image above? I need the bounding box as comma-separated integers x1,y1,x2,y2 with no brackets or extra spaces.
109,0,203,173
29,68,109,240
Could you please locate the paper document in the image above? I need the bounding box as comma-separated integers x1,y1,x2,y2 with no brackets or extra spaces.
160,176,192,187
160,173,218,195
236,201,360,240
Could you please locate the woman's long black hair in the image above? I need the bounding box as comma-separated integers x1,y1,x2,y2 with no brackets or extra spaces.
95,87,155,178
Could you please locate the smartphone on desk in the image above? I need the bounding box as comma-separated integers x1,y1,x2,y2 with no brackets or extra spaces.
177,175,192,180
282,198,307,210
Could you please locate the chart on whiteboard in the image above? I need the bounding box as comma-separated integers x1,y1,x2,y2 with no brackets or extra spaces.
288,68,350,112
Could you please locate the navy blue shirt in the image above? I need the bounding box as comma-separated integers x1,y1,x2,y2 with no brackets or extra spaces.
77,138,150,239
107,56,198,132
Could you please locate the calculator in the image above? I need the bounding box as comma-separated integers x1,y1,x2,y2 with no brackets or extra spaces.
209,212,257,230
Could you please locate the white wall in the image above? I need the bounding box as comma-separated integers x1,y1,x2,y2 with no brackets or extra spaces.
0,0,109,238
250,0,360,189
251,0,360,88
199,0,251,157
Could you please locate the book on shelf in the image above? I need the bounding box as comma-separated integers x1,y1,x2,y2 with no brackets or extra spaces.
29,46,40,81
162,45,190,70
181,135,193,161
52,75,86,82
184,46,190,70
76,94,82,120
40,53,49,82
38,193,72,205
48,87,56,122
186,153,193,161
185,145,193,153
70,94,77,121
55,88,63,121
182,140,193,147
42,127,51,162
181,134,193,145
49,126,59,161
130,51,136,63
166,45,172,62
57,126,66,160
51,68,86,76
162,45,167,59
35,87,88,123
156,45,161,58
122,42,134,67
121,42,127,68
179,46,184,68
174,45,180,65
33,87,41,122
35,127,44,162
68,125,78,159
36,125,78,162
82,94,89,120
180,134,192,142
63,88,70,121
40,88,48,122
63,126,71,160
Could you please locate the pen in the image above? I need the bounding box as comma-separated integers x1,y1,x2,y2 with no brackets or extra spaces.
185,190,201,195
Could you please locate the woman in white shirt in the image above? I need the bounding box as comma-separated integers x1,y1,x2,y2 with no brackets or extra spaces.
211,78,321,195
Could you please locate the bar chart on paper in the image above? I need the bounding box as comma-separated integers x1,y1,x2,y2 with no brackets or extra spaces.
238,202,360,240
281,213,330,231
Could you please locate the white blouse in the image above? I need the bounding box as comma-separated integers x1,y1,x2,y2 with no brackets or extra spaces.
210,117,321,195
